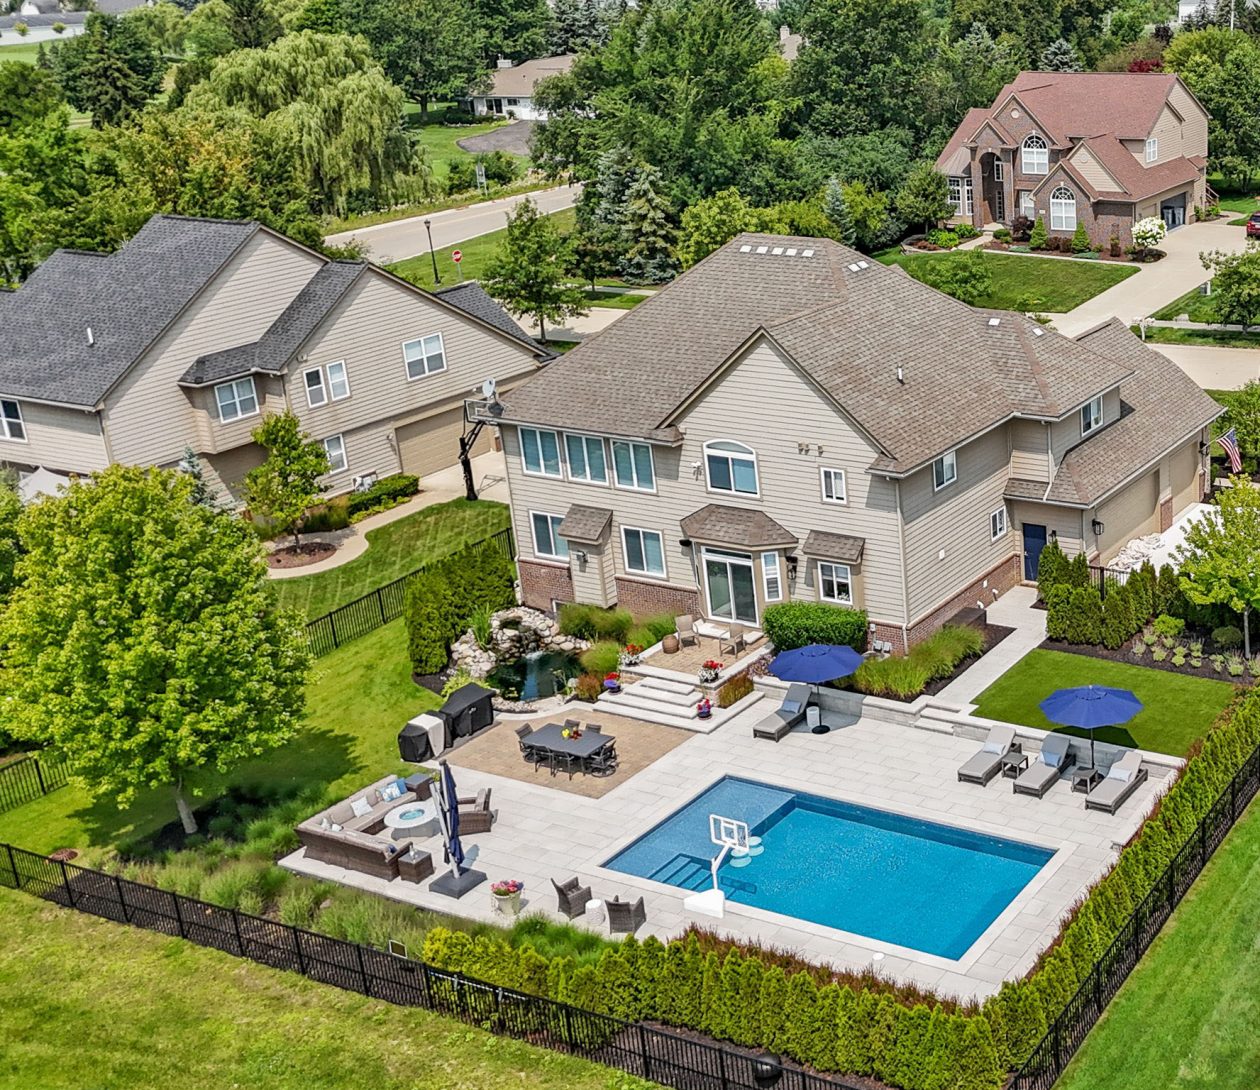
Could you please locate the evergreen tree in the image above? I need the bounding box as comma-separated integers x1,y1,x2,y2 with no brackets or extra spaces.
619,162,677,283
52,12,165,126
291,0,347,33
1066,550,1091,587
474,0,552,63
895,161,954,233
179,445,217,509
1035,536,1067,588
823,176,856,246
1029,215,1048,250
1067,586,1104,644
549,0,613,52
1102,581,1136,649
1041,37,1083,71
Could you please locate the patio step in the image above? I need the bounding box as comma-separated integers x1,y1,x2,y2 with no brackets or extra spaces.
636,675,696,697
601,687,701,719
596,685,763,733
628,677,700,707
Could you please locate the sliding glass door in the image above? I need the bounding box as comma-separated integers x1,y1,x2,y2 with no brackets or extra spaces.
702,548,758,624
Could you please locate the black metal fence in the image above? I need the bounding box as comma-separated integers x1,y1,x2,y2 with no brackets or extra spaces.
0,842,859,1090
1087,564,1131,600
1011,742,1260,1089
304,527,514,657
0,752,69,816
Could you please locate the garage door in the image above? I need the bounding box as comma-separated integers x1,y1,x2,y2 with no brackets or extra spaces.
395,407,494,479
1171,442,1200,514
1095,471,1158,560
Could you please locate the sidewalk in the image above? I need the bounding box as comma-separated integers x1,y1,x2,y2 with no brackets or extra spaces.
266,450,509,580
936,586,1046,707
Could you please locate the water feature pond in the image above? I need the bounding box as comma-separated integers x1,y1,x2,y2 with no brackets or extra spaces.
487,650,581,701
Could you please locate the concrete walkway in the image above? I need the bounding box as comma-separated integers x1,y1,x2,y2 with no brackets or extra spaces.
523,306,625,342
936,586,1046,707
266,450,509,580
1150,341,1260,390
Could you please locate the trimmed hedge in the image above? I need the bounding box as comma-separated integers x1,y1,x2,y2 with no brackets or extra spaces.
403,543,516,673
764,602,868,653
347,473,419,517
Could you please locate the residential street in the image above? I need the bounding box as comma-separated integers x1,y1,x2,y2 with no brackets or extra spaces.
1145,343,1260,390
324,184,580,264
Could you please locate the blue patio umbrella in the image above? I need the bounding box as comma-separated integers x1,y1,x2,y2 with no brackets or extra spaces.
1039,685,1143,769
769,644,865,735
436,760,464,872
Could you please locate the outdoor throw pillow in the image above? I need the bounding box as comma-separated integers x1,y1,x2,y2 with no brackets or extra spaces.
330,823,343,832
982,738,1004,754
1110,766,1133,783
379,782,402,803
781,700,800,714
350,796,372,818
319,816,330,829
1043,749,1061,768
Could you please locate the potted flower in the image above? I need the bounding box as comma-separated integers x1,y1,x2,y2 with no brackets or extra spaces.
603,671,622,693
698,659,723,684
619,642,643,667
491,879,524,916
697,697,713,719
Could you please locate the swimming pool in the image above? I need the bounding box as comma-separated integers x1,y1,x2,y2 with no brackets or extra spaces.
604,776,1053,959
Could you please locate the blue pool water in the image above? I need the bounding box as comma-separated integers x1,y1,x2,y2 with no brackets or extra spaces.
604,776,1053,959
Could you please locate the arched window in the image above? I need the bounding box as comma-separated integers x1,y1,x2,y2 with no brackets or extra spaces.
1050,186,1076,231
1021,134,1048,175
704,440,759,496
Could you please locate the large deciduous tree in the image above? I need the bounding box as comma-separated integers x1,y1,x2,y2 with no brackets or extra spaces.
1201,244,1260,328
896,162,954,233
0,61,64,131
51,12,166,126
245,411,330,549
0,466,308,832
473,0,552,64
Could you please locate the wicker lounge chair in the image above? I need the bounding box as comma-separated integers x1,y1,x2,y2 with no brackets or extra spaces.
1013,734,1076,799
958,724,1018,785
457,788,494,833
676,614,699,648
607,895,647,934
552,876,593,918
752,683,811,742
1085,751,1148,814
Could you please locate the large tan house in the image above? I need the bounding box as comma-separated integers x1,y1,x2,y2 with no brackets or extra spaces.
493,234,1220,652
935,72,1211,244
0,215,550,501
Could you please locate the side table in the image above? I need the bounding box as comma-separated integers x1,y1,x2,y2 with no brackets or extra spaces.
584,897,607,930
398,848,434,883
404,773,433,800
1000,751,1029,779
1072,767,1102,794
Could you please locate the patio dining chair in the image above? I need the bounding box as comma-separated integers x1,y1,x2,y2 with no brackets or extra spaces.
720,622,747,657
515,724,544,770
552,876,593,919
564,719,582,731
586,743,618,777
675,614,699,648
584,723,602,733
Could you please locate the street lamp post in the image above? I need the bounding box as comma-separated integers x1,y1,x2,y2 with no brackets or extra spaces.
424,219,440,286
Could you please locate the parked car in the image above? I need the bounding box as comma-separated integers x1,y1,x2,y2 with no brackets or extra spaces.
1246,212,1260,238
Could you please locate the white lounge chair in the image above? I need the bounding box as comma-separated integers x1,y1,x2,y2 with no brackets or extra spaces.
753,683,811,742
1085,750,1148,814
1013,734,1076,799
958,724,1017,785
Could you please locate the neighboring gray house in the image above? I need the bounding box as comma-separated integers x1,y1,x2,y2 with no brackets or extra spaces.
0,215,550,502
491,233,1219,652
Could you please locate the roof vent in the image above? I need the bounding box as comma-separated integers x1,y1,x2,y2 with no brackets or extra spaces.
1032,327,1045,337
755,245,769,254
772,246,784,255
739,245,752,253
802,248,815,257
988,317,1001,327
896,365,904,384
86,326,94,346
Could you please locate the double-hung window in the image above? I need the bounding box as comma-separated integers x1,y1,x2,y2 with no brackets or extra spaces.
1050,186,1076,231
403,333,445,379
304,362,350,407
1081,396,1103,436
990,507,1007,540
520,427,561,477
326,361,350,400
933,450,958,491
0,400,25,442
818,562,853,605
705,440,758,495
993,159,1004,182
1022,134,1048,175
215,377,258,423
820,467,847,504
611,440,655,491
1019,191,1034,218
304,368,327,407
323,434,347,473
531,511,568,560
565,433,607,484
1145,137,1158,163
762,551,783,602
622,527,665,577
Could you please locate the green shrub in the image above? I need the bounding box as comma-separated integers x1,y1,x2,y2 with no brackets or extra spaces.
763,602,868,652
1152,613,1185,639
1066,587,1104,644
626,624,656,650
1029,216,1048,250
640,612,678,643
911,624,983,677
717,672,754,708
1044,584,1073,641
557,603,596,638
1126,564,1155,621
1065,551,1090,588
1153,564,1180,616
199,860,271,911
1213,625,1243,650
956,223,980,239
1070,222,1092,254
993,227,1012,242
590,607,633,642
926,228,960,248
347,473,419,517
303,497,351,533
579,640,621,676
277,880,333,927
853,655,933,699
1101,583,1137,650
1035,537,1067,589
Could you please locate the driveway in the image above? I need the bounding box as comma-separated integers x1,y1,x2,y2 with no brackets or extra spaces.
324,183,581,264
1148,341,1260,390
1052,219,1248,338
457,121,536,157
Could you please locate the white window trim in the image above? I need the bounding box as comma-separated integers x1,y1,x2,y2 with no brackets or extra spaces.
519,426,563,478
1081,396,1103,436
303,367,327,408
990,506,1007,541
1050,186,1076,232
993,158,1004,182
819,467,848,505
621,525,667,579
1022,134,1048,175
933,449,958,492
703,439,760,498
214,377,259,424
563,432,609,486
326,360,350,401
610,440,656,493
762,551,782,603
402,333,447,381
1145,137,1157,163
818,561,854,606
529,510,568,561
323,433,347,474
0,400,26,443
1019,191,1034,218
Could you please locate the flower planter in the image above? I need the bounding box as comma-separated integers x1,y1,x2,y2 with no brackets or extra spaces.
492,890,522,917
662,634,680,654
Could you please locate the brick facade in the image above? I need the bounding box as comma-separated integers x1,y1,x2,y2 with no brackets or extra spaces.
904,554,1023,649
613,576,701,619
1159,496,1174,532
519,559,574,611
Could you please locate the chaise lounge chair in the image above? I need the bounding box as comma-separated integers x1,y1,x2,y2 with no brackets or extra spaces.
958,724,1017,785
752,683,812,742
1013,733,1076,799
1085,750,1148,814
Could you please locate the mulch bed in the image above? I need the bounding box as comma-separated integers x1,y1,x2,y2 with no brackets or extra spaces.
267,542,336,569
921,622,1015,698
1041,637,1254,685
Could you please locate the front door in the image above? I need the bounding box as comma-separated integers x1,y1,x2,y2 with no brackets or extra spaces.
1023,524,1048,581
703,548,758,625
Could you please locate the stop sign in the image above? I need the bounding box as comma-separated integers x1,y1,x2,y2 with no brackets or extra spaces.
452,249,463,264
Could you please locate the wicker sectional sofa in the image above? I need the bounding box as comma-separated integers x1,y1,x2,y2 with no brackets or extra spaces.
296,774,419,880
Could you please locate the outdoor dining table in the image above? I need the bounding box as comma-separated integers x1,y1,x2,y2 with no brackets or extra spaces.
528,723,615,778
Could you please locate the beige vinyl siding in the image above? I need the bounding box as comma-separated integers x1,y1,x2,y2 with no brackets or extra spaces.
1009,419,1050,481
1011,501,1085,558
3,402,110,474
1167,82,1209,159
201,442,266,505
395,404,493,479
1170,438,1200,514
570,546,612,606
900,427,1014,621
1070,146,1122,190
1048,387,1121,464
1093,470,1158,560
188,375,288,456
322,418,403,493
289,271,541,452
102,233,322,467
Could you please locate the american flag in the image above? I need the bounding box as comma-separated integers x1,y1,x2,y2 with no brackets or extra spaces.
1218,427,1243,473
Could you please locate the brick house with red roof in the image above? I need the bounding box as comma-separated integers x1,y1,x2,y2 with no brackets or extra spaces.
935,72,1211,246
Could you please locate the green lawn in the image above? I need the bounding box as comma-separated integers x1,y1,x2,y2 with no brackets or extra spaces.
407,114,520,186
0,41,42,64
271,497,510,618
1152,284,1219,323
390,207,577,289
583,288,647,309
876,251,1138,312
1057,792,1260,1090
0,617,430,855
1131,324,1260,349
971,649,1236,756
0,888,649,1090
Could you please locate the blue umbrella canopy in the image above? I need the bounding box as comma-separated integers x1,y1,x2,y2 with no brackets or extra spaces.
437,761,464,871
769,643,864,684
1039,685,1143,767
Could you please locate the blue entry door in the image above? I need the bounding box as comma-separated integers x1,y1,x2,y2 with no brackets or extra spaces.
1023,524,1047,581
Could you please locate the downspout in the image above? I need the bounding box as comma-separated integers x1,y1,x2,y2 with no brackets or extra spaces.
895,478,910,651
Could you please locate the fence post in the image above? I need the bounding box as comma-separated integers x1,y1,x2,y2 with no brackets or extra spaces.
328,613,339,651
355,942,370,996
230,908,245,956
294,928,307,975
377,588,386,625
637,1024,651,1081
115,874,129,922
172,891,187,938
1052,1019,1062,1076
1092,965,1103,1017
57,858,75,907
561,1003,575,1049
1199,818,1208,871
33,757,47,796
418,960,432,1008
717,1041,729,1090
4,844,18,889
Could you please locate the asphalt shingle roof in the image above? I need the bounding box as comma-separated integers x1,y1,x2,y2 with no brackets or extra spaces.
801,530,865,563
0,216,259,407
680,504,797,549
558,504,613,543
435,282,552,357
